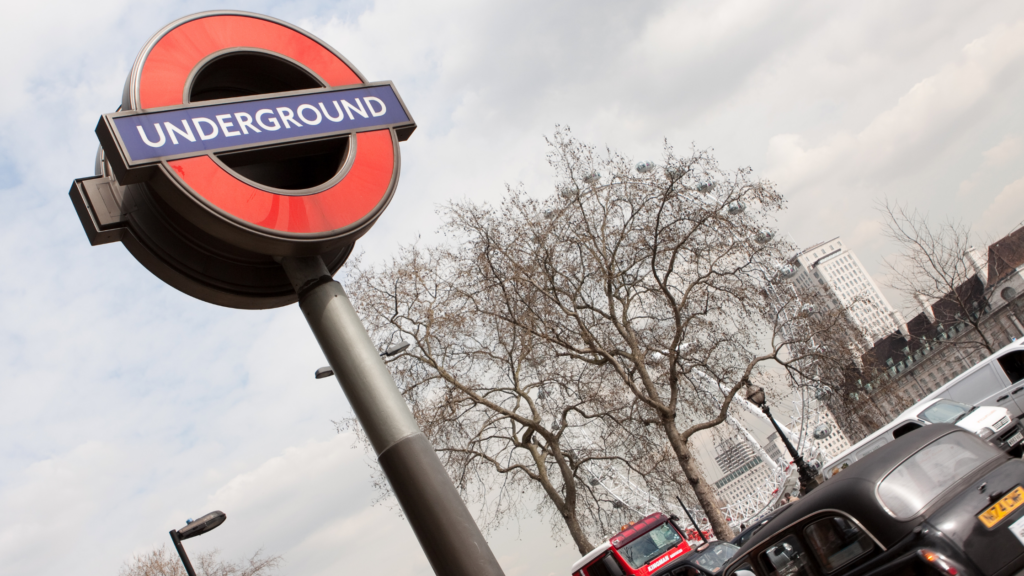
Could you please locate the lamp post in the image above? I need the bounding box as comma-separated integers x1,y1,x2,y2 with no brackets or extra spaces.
745,384,819,495
169,510,227,576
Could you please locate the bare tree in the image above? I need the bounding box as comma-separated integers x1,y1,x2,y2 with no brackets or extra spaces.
880,201,996,354
823,358,916,443
118,547,280,576
347,243,687,554
349,128,863,544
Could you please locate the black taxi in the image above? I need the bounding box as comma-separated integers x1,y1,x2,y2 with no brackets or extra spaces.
721,424,1024,576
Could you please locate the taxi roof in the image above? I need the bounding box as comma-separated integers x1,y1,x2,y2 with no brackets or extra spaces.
737,424,1006,554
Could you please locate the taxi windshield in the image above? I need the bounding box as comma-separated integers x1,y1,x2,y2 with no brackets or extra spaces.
619,523,683,569
917,400,973,424
692,542,740,572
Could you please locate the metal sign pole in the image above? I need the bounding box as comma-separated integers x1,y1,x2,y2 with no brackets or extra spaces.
281,257,505,576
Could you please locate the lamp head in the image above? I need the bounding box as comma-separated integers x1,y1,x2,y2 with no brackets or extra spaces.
176,511,226,540
382,341,411,357
746,385,766,407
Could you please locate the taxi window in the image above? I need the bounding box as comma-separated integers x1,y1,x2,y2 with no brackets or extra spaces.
804,516,874,572
877,432,990,519
758,535,814,576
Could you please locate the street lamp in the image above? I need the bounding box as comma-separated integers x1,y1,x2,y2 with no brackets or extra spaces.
315,341,411,379
745,383,819,495
169,510,226,576
380,341,411,357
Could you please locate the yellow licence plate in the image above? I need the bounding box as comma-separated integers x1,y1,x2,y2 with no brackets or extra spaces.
978,486,1024,528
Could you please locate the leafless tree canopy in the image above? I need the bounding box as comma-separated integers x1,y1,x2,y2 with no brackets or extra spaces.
348,128,864,550
824,359,916,443
880,200,996,354
118,547,280,576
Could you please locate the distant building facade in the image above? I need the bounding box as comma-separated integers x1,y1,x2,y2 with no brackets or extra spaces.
711,437,777,507
789,237,898,343
846,226,1024,426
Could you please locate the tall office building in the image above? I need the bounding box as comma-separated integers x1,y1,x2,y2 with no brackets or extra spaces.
789,237,898,344
711,437,775,507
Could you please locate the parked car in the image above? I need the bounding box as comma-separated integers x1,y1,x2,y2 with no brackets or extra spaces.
720,424,1024,576
652,540,740,576
730,504,793,548
923,340,1024,419
571,512,692,576
821,397,1022,480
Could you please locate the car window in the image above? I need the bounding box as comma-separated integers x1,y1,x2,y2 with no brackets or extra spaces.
825,459,853,479
891,421,922,438
803,516,874,572
999,351,1024,384
758,535,814,576
692,543,740,572
586,554,621,576
917,400,972,424
854,436,889,459
877,432,991,519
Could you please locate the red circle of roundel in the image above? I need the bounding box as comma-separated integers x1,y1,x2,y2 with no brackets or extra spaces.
132,13,397,237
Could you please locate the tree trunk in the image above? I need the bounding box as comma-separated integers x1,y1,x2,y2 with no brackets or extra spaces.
562,507,595,555
662,421,735,541
973,325,995,355
531,447,595,555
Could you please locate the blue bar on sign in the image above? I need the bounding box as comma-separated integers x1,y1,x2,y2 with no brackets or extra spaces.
113,84,410,162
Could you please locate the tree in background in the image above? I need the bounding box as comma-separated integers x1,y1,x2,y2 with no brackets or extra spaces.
880,201,997,354
823,357,916,443
118,547,280,576
346,242,684,554
349,128,864,545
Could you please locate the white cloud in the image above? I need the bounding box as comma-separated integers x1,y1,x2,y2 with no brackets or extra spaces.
765,20,1024,189
983,135,1023,166
980,175,1024,235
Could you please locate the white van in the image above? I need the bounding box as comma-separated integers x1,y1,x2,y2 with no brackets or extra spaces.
921,340,1024,419
821,397,1022,480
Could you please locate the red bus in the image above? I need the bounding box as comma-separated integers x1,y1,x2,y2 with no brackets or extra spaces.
570,512,693,576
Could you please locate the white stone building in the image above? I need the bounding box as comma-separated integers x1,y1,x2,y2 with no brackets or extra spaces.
710,437,779,507
789,237,898,343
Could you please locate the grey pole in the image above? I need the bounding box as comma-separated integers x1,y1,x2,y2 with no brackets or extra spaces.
281,256,505,576
169,530,197,576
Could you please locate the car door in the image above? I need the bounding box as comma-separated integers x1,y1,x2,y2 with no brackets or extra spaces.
944,362,1017,417
802,516,877,574
728,514,882,576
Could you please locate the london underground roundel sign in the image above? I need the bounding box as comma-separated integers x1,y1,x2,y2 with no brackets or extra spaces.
69,11,416,309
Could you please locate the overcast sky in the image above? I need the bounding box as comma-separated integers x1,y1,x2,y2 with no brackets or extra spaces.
3,2,1024,575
